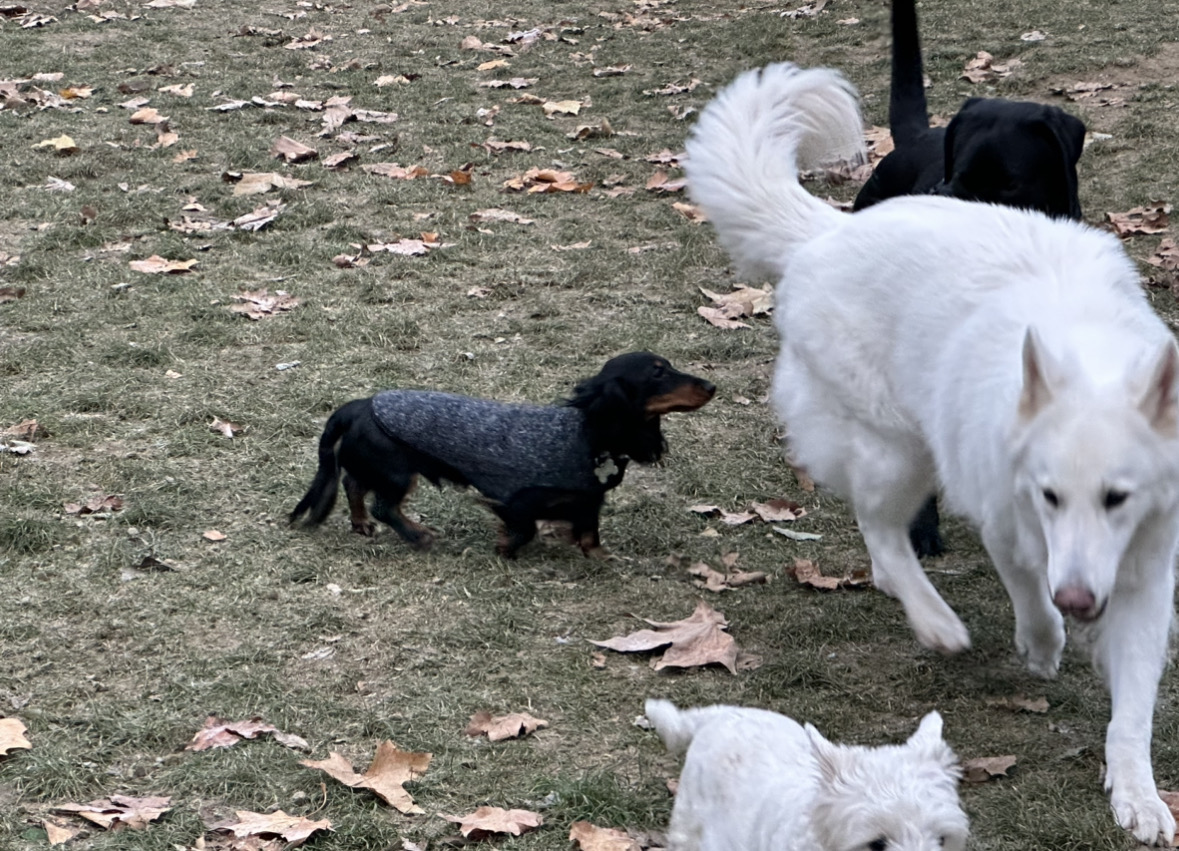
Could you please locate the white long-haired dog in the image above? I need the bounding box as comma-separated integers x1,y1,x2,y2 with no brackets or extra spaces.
645,699,968,851
685,62,1179,845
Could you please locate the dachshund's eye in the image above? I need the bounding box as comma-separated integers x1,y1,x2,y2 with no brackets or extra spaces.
652,362,665,377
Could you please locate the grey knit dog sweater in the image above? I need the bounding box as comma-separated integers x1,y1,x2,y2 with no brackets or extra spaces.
370,391,622,505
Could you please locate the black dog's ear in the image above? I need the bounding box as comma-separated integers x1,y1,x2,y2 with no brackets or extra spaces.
942,98,982,184
1034,109,1086,220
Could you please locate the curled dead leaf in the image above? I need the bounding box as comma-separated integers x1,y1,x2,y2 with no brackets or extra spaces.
590,600,742,674
438,806,543,839
464,710,549,741
960,754,1018,784
0,717,31,755
786,558,871,591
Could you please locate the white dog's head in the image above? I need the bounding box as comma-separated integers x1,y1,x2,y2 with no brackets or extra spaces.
806,712,969,851
1013,329,1179,621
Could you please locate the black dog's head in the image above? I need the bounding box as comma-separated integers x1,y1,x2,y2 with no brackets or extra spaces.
566,352,716,464
940,98,1086,220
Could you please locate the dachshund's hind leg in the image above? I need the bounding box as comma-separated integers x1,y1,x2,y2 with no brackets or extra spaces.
343,473,376,536
369,474,435,549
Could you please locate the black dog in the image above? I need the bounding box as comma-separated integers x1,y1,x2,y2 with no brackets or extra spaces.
854,0,1086,557
290,352,715,558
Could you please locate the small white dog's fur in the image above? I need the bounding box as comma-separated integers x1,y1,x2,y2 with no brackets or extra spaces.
685,62,1179,845
645,699,968,851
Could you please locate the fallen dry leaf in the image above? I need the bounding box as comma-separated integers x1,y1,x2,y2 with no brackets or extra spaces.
960,754,1018,784
63,493,124,515
482,138,532,154
2,419,41,441
322,150,358,170
688,504,757,526
172,148,199,164
687,562,768,593
592,65,632,77
211,810,332,847
231,289,300,320
464,710,549,742
438,806,543,839
0,286,26,304
1106,203,1170,237
750,499,806,522
233,202,285,231
542,98,583,117
961,51,1022,83
590,600,741,674
644,79,702,96
228,171,314,196
0,718,31,755
985,695,1049,714
54,795,172,830
186,715,309,750
786,558,871,591
672,201,707,223
129,255,197,274
503,167,593,194
43,820,78,846
270,135,318,163
569,820,641,851
302,740,431,813
32,134,78,154
1148,237,1179,270
158,82,193,97
362,162,429,180
129,106,168,125
202,529,227,541
697,285,771,330
646,170,686,193
470,208,534,225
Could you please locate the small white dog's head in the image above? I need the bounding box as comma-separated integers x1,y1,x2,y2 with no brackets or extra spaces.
1013,329,1179,621
806,712,968,851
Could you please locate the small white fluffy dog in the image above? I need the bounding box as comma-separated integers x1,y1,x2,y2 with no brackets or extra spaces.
645,699,968,851
685,63,1179,845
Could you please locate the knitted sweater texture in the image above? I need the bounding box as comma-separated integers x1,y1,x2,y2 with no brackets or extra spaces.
370,391,616,504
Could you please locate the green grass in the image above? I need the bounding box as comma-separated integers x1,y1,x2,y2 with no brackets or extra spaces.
3,0,1179,848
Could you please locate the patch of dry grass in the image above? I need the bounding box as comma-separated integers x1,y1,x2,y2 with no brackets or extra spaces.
2,1,1179,849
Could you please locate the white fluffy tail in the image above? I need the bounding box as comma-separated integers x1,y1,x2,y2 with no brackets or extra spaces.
685,63,865,282
645,699,698,754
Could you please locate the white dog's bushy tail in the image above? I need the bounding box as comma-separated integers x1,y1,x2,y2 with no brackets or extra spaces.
685,63,864,281
645,699,700,754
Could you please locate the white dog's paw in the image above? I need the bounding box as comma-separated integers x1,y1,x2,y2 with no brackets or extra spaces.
1110,787,1176,846
1015,626,1063,679
908,602,970,655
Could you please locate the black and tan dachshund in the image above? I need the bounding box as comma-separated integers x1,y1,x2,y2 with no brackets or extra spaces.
290,352,715,558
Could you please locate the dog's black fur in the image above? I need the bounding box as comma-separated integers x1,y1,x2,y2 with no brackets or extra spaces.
853,0,1086,557
289,352,715,558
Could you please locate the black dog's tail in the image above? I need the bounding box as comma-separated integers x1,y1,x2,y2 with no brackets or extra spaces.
289,399,366,526
889,0,930,147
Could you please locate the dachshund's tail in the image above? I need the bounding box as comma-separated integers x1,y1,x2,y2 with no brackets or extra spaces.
289,399,367,526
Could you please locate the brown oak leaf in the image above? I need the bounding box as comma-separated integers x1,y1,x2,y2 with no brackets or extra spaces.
464,710,549,741
0,718,31,755
301,740,431,813
786,558,871,591
960,755,1018,784
569,820,642,851
54,795,172,830
186,716,309,751
590,600,741,674
212,809,332,847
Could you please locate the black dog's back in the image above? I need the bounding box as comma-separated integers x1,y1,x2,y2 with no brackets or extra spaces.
855,0,1085,218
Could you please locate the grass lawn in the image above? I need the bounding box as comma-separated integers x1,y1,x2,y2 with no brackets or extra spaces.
3,0,1179,848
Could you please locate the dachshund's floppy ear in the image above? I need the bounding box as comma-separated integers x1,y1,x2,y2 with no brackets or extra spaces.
567,371,665,463
1035,108,1086,220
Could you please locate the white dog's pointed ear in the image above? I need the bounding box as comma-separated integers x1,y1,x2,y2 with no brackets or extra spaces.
1138,341,1179,438
1018,328,1055,422
907,711,958,770
907,711,943,746
805,722,843,785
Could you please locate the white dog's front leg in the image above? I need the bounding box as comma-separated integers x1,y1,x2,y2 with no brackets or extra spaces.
982,527,1064,678
1097,575,1175,846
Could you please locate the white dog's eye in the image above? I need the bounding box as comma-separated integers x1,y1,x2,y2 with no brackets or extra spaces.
1103,490,1128,510
867,840,887,851
1042,488,1060,507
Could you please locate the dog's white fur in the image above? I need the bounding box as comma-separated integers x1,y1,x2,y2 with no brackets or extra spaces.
645,699,968,851
685,62,1179,845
